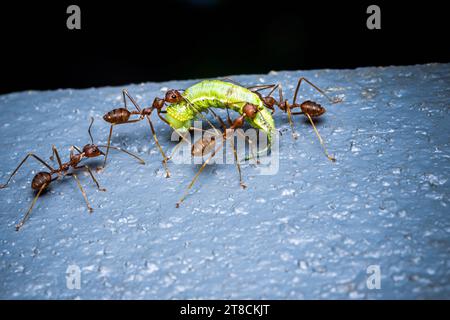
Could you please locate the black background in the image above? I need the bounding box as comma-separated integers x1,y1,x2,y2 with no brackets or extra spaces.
0,0,448,94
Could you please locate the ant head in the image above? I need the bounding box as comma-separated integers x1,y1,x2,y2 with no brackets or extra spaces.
82,117,104,157
300,100,326,117
82,144,104,158
165,89,183,103
243,103,258,119
263,96,277,108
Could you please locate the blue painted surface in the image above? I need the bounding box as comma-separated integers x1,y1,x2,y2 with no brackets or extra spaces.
0,64,449,299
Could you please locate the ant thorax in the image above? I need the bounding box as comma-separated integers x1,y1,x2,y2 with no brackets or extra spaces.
70,153,83,166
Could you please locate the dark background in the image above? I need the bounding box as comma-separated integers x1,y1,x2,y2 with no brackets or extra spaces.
0,0,448,94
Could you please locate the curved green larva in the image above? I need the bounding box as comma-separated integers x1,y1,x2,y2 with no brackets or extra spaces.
166,80,276,154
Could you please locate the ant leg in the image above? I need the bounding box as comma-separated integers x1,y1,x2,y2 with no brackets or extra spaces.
184,97,222,137
286,106,298,139
223,106,258,164
168,128,202,162
50,147,57,161
277,85,297,139
228,131,246,189
122,89,141,111
145,115,170,178
122,90,169,177
259,84,280,114
0,153,54,189
247,84,278,92
221,77,246,87
208,108,227,132
156,110,195,162
305,113,336,162
70,173,94,213
77,165,106,191
87,117,96,145
102,125,114,169
293,77,342,105
225,107,233,126
209,109,246,189
51,145,64,170
266,84,279,97
157,109,171,126
101,119,142,169
176,142,225,208
15,183,48,231
221,78,277,94
97,145,145,164
70,145,83,154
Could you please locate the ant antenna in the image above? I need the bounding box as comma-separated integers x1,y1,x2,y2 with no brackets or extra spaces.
88,117,95,145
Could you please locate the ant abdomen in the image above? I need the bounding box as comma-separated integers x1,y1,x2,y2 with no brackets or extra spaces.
103,108,131,124
300,100,326,117
31,172,52,190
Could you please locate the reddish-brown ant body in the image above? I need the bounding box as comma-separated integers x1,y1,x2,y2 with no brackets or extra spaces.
249,77,343,161
102,89,172,177
0,118,144,230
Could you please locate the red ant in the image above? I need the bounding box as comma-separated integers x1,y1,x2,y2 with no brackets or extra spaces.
248,77,343,161
102,88,221,178
176,103,259,207
102,89,170,177
0,118,144,231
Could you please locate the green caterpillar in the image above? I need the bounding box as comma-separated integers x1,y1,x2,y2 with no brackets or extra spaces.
164,79,276,154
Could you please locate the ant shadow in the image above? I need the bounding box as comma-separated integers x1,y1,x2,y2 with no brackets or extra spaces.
301,117,326,125
107,127,172,149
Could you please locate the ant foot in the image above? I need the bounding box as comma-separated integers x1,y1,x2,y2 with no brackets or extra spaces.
292,132,299,140
176,202,181,208
332,96,343,104
0,184,7,189
240,183,247,189
88,207,94,213
96,166,105,173
99,188,107,192
328,155,336,162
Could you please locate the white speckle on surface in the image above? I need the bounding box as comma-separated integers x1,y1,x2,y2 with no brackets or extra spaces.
233,207,249,215
281,189,295,196
144,262,159,274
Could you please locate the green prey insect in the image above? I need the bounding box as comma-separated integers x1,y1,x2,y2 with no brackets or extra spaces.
162,80,276,150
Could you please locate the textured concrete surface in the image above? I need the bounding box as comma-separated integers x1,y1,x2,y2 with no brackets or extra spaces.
0,64,449,299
